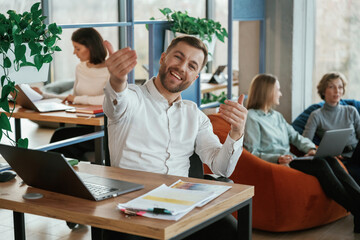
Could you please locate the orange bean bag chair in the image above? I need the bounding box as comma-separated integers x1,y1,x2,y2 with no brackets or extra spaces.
205,113,349,232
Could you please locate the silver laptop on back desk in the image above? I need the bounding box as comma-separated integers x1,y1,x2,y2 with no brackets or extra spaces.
15,85,74,112
294,128,353,160
0,144,144,201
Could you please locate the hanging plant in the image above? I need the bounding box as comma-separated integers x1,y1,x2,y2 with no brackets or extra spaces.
0,2,62,148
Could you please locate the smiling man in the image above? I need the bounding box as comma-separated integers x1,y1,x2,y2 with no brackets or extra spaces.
102,36,247,239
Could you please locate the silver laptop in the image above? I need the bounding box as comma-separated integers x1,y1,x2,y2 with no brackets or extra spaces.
14,84,74,112
0,144,144,201
294,128,353,160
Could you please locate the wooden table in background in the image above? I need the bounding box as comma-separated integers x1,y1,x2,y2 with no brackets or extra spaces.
4,103,105,164
0,163,254,240
201,80,239,94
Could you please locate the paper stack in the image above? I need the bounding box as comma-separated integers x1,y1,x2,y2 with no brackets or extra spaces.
118,180,231,221
75,105,104,118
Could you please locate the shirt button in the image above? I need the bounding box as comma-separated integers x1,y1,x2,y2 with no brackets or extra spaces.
113,99,118,105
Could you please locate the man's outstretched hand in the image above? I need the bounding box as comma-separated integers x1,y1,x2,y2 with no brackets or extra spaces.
218,94,247,141
104,40,137,92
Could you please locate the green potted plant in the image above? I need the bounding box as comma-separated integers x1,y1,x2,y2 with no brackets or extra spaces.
151,8,228,60
201,91,227,105
0,2,62,148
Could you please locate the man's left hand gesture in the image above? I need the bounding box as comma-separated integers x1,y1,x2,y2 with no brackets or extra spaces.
218,94,247,141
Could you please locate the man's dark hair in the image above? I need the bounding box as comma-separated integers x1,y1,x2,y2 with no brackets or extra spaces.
71,28,107,65
166,36,208,71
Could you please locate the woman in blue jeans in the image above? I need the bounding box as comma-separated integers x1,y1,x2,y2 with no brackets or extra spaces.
244,73,360,233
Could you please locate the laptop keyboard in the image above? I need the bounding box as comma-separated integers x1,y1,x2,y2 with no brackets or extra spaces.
84,182,116,196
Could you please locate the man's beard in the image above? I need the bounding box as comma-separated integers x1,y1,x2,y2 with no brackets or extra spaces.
158,64,191,93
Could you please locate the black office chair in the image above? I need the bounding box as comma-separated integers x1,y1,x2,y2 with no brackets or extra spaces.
188,153,233,183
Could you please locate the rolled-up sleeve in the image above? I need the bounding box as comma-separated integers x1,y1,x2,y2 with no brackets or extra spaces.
195,114,243,177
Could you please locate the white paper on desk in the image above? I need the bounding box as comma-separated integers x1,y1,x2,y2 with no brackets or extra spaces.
19,84,65,104
170,180,232,207
118,184,212,215
19,84,43,101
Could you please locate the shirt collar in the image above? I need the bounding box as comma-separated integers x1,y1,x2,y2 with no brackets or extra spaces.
145,77,184,107
324,101,340,111
254,108,274,116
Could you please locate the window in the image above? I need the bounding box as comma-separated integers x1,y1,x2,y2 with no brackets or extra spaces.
214,0,239,73
0,0,38,12
314,0,360,102
49,0,118,83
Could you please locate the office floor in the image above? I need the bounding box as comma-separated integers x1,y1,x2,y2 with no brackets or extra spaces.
1,120,360,239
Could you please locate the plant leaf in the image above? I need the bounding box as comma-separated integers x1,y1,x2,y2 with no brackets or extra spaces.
221,28,228,37
44,36,56,47
17,138,29,148
3,57,11,68
1,82,15,102
0,25,5,35
0,41,10,53
0,98,10,112
34,54,43,70
215,32,224,43
0,76,5,86
20,61,35,67
24,29,38,39
8,10,20,23
54,46,61,51
19,19,28,30
13,34,22,45
42,54,52,63
28,41,40,55
48,23,60,34
0,113,11,131
12,24,19,34
160,8,172,15
30,2,41,13
14,44,26,62
32,9,42,19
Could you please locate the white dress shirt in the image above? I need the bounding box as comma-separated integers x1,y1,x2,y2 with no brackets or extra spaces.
103,78,243,177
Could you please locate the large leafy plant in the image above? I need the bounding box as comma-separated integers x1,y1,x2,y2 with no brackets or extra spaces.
0,2,62,148
154,8,228,43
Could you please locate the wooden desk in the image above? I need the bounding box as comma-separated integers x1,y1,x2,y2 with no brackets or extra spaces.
0,163,254,240
5,104,105,164
201,80,239,94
